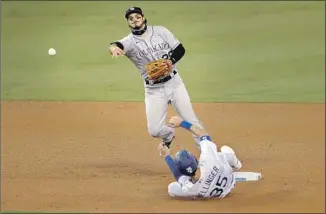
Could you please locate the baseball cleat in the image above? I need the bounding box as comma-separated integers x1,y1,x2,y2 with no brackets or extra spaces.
233,159,242,171
163,136,175,149
221,145,242,171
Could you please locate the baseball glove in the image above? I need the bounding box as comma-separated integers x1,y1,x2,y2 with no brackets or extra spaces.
145,59,173,81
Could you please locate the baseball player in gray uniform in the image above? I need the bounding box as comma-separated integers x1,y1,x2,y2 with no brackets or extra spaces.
108,7,204,149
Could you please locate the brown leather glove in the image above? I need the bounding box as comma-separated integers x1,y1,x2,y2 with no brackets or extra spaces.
145,59,173,80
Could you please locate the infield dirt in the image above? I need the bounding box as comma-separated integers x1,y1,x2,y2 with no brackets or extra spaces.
1,101,325,213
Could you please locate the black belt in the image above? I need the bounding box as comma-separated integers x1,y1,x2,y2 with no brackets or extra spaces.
145,70,177,85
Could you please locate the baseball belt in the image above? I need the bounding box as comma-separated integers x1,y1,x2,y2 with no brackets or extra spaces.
145,70,177,85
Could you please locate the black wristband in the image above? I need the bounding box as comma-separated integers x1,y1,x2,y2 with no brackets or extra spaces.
110,42,124,50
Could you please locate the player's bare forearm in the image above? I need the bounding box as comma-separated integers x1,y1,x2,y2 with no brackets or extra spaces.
168,116,208,138
188,124,208,138
109,43,116,50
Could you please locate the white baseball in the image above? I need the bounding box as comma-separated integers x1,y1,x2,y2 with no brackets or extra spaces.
48,48,56,56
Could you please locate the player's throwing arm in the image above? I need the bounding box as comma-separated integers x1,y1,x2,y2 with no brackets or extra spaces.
109,44,125,58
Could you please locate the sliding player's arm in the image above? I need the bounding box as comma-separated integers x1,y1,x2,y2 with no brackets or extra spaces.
158,143,183,181
167,116,217,157
167,116,210,140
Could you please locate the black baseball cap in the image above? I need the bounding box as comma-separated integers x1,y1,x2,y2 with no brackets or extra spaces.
125,7,144,19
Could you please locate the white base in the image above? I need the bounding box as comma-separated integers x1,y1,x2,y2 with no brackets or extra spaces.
233,172,262,181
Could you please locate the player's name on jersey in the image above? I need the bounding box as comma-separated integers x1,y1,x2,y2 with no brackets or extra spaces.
197,166,220,197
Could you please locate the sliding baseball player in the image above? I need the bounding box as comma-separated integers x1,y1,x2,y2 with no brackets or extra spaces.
158,116,242,199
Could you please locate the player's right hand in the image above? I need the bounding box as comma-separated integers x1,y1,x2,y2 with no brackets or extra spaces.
109,45,125,58
167,116,183,128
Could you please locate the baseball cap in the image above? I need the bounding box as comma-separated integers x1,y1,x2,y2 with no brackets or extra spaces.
125,7,144,19
174,150,198,176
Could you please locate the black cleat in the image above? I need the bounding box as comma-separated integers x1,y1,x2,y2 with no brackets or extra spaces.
163,136,175,149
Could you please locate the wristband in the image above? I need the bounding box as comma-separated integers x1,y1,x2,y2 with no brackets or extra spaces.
180,120,192,130
200,135,212,141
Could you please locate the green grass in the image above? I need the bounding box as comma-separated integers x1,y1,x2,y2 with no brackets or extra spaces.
1,1,325,103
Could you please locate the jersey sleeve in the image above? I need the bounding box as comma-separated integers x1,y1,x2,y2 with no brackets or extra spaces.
199,137,217,155
117,35,132,54
164,155,182,181
199,137,218,163
159,26,181,50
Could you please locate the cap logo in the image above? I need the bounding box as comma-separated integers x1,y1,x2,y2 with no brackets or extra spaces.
186,167,193,174
130,7,135,10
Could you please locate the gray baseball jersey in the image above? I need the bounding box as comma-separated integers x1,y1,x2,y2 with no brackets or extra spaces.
118,26,181,80
113,24,204,149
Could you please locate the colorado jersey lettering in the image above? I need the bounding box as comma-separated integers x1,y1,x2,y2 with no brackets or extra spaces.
118,26,180,80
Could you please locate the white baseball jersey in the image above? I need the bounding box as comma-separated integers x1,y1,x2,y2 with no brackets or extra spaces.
117,25,180,80
177,139,238,198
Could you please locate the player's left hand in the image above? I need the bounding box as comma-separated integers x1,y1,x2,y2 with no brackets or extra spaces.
167,116,183,128
145,58,173,80
158,142,170,157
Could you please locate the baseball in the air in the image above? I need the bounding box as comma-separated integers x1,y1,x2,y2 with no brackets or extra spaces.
48,48,56,56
